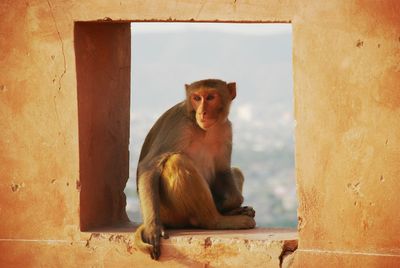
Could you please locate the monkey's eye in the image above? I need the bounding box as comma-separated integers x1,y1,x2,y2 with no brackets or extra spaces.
206,94,215,101
193,95,201,102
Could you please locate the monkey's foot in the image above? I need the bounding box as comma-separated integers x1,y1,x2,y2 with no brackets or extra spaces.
223,206,255,218
136,224,169,260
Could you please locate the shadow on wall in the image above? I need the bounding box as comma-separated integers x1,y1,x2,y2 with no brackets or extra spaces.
75,22,131,231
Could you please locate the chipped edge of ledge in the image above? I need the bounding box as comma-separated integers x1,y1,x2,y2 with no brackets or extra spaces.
279,240,298,268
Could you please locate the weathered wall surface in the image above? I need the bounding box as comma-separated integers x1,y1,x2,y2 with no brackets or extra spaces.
293,1,400,266
0,0,399,267
1,0,80,241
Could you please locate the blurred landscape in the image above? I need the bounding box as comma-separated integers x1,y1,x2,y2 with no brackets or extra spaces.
125,23,297,228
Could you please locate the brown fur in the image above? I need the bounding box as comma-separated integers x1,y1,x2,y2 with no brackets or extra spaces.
134,79,255,260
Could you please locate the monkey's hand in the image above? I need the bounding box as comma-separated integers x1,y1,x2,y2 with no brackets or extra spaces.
134,223,169,260
223,206,256,218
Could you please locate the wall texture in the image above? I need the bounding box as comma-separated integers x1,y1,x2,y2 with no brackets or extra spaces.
0,0,399,267
293,1,400,266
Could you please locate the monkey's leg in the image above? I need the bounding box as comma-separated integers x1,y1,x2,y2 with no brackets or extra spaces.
232,167,244,193
222,167,256,218
159,154,255,230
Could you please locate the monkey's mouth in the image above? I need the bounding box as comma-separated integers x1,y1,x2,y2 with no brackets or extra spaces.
198,119,217,130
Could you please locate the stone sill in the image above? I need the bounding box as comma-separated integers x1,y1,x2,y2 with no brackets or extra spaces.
88,222,298,268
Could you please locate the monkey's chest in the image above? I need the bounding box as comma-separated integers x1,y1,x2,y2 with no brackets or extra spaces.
185,141,226,184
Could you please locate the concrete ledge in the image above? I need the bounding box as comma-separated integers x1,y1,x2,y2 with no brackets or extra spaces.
0,223,297,267
88,223,298,267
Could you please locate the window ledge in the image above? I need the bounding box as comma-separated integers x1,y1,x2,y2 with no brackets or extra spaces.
87,222,298,267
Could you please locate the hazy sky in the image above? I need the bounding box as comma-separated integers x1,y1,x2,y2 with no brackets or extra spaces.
130,23,293,114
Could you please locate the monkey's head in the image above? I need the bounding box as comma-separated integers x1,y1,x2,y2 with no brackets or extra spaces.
185,79,236,130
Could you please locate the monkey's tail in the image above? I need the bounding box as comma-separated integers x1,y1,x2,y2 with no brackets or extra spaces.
134,224,153,254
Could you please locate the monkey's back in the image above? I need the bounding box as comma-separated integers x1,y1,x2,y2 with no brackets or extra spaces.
137,101,194,165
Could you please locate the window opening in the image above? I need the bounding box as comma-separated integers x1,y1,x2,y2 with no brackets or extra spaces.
125,23,296,228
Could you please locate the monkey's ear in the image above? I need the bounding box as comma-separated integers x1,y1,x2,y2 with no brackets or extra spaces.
227,82,236,100
185,84,190,93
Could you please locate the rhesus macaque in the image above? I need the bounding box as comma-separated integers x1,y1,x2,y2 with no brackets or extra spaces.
134,79,256,260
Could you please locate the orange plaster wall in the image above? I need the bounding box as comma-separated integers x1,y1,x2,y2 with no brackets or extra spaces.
293,1,400,263
0,0,399,267
0,1,80,240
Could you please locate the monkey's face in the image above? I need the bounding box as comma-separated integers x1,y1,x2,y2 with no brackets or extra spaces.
190,88,223,130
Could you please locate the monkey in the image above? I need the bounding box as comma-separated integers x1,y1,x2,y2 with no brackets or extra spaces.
134,79,256,260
